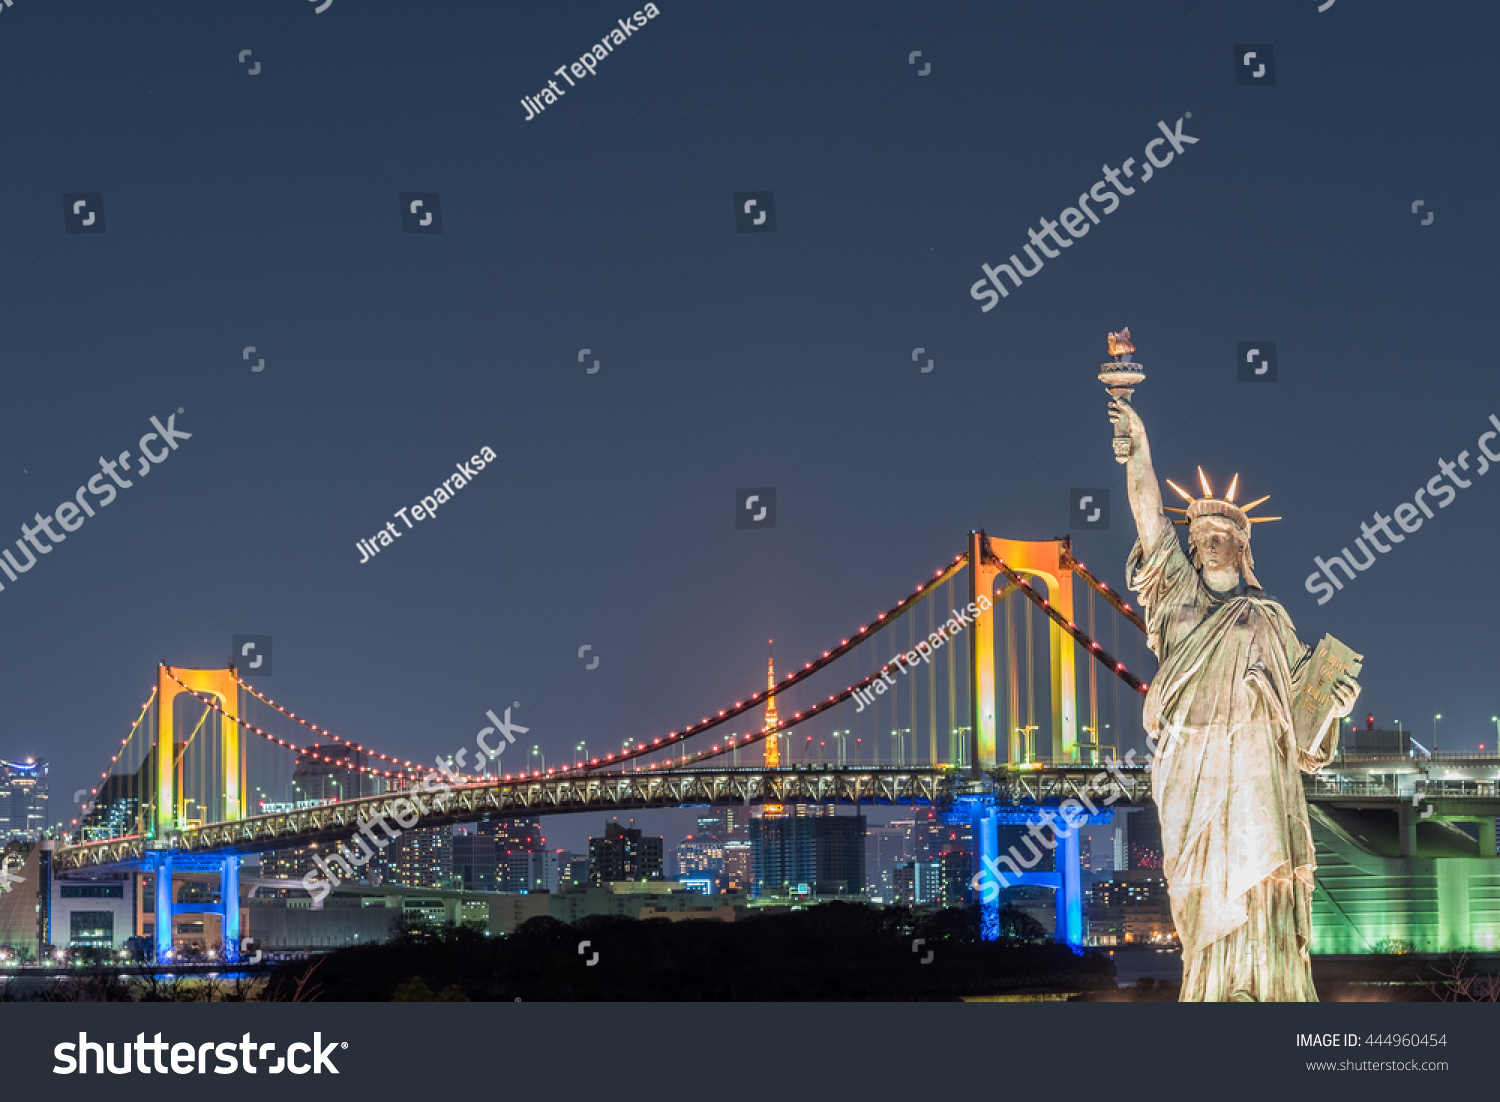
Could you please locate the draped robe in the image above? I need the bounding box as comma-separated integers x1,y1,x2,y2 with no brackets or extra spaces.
1127,526,1336,1002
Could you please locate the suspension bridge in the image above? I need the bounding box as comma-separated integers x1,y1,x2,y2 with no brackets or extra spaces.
34,530,1500,961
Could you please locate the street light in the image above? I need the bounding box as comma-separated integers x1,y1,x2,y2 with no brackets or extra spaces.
576,741,588,765
1434,714,1442,754
530,746,545,774
1081,726,1099,766
1016,725,1039,764
832,732,846,767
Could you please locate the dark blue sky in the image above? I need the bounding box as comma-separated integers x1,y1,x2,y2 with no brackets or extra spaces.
1,0,1496,853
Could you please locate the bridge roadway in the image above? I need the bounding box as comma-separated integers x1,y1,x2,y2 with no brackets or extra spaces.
55,765,951,871
57,754,1500,872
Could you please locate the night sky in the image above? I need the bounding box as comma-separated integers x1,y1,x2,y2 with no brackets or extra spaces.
0,0,1496,855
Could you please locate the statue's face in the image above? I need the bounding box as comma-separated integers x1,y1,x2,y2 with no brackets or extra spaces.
1191,523,1242,575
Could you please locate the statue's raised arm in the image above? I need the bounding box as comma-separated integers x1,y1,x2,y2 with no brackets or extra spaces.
1110,399,1169,551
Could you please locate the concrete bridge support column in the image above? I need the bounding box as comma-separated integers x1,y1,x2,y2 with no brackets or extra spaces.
219,856,241,961
1058,825,1083,949
1480,818,1498,857
1397,803,1419,857
973,805,999,941
154,857,174,964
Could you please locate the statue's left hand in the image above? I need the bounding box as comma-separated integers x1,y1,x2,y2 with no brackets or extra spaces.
1331,678,1360,718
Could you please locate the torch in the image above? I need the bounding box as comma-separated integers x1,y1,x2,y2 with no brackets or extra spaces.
1099,328,1145,464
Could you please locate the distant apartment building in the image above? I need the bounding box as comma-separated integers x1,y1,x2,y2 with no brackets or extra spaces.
673,835,725,880
893,851,969,908
558,851,590,890
501,849,557,893
865,821,913,900
1086,869,1174,946
914,807,969,862
376,826,455,889
749,809,865,897
452,824,498,892
80,757,154,841
0,759,49,840
694,808,741,841
588,822,664,885
721,839,752,892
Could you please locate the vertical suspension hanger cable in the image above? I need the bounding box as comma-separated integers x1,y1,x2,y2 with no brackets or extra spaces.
1088,585,1100,763
908,613,916,765
945,576,955,764
1112,596,1121,759
957,581,968,769
1005,589,1018,765
927,594,937,765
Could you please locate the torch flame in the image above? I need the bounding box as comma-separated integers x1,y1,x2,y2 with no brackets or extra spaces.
1106,328,1135,357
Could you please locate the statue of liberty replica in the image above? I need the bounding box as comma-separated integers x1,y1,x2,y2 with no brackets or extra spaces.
1102,329,1361,1001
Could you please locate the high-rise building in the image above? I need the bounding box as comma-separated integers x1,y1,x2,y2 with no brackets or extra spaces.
1086,869,1174,945
377,826,454,889
494,817,545,853
865,822,913,899
893,850,970,908
750,809,866,897
721,839,752,891
1125,806,1163,870
915,807,970,861
588,822,664,885
80,755,155,841
452,824,497,891
0,759,49,840
695,808,740,841
894,859,941,905
673,835,724,880
491,817,550,891
501,849,556,893
558,851,590,890
1078,826,1119,882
